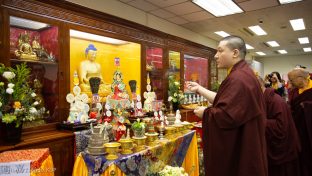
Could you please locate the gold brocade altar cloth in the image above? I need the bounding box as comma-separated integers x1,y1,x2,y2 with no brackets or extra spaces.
72,130,199,176
0,148,54,176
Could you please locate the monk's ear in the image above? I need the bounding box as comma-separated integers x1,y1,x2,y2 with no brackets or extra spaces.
233,49,240,58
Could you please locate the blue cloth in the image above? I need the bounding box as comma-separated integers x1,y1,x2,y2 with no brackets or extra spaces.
74,129,91,156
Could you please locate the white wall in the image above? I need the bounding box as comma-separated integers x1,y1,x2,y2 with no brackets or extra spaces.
66,0,217,48
256,54,312,78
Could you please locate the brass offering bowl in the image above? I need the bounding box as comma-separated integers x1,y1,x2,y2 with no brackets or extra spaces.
119,138,134,155
104,142,121,160
172,124,183,136
145,132,159,146
132,136,147,152
165,126,176,139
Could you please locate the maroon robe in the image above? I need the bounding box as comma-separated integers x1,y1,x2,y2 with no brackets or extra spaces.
264,88,300,176
289,88,312,176
202,60,267,176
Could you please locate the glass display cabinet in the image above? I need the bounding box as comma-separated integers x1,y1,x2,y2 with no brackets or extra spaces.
183,54,208,91
69,29,141,102
9,16,60,128
168,51,181,81
146,47,164,100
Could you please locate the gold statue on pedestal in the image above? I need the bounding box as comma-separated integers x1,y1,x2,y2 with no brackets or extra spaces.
15,31,38,60
79,44,111,98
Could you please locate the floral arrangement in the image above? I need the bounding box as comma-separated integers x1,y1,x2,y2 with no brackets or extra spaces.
168,75,185,105
131,118,146,131
0,63,44,127
159,165,188,176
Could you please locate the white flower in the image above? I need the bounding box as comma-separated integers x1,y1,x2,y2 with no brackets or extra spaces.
168,96,173,102
174,93,177,97
0,102,2,107
2,71,16,80
29,107,37,114
31,92,36,97
33,101,39,106
6,88,14,94
8,83,14,88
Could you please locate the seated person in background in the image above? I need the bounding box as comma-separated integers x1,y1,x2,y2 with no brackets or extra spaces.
269,71,285,98
79,44,111,97
288,68,312,176
258,76,300,176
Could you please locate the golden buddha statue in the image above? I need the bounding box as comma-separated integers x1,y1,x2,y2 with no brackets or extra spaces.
15,31,38,60
79,44,111,98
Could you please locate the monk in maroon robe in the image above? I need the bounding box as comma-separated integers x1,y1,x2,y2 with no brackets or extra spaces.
258,77,300,176
288,68,312,176
187,36,267,176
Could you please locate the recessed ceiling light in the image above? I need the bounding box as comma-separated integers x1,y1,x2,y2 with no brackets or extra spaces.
298,37,309,44
277,50,287,54
248,25,267,36
192,0,243,17
303,47,312,52
70,30,128,45
279,0,302,4
289,18,305,31
214,31,230,37
256,52,266,56
266,41,280,47
10,16,49,30
245,44,254,50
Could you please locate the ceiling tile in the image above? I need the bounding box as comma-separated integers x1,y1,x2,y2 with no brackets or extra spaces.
238,0,279,11
146,0,188,8
128,0,159,12
164,1,202,15
182,11,214,22
167,16,189,25
150,9,176,18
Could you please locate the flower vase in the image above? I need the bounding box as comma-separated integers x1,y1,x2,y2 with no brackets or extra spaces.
5,122,23,144
172,102,179,112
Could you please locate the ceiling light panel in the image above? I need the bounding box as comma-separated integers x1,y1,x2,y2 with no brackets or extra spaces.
248,25,267,36
192,0,243,17
279,0,302,4
256,52,266,56
245,44,254,50
277,50,287,54
266,41,280,47
303,47,311,52
289,18,305,31
298,37,309,44
214,31,230,37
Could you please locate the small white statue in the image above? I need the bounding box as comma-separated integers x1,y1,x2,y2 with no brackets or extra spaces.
174,110,181,125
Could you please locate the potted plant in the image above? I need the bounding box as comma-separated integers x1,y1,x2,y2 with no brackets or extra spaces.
0,63,44,143
131,118,146,138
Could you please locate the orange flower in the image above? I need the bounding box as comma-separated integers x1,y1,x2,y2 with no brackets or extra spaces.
13,101,21,109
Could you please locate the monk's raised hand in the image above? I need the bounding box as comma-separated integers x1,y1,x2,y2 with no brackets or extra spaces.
187,81,201,93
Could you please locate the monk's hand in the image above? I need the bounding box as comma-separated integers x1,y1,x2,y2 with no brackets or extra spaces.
194,106,206,118
187,81,201,93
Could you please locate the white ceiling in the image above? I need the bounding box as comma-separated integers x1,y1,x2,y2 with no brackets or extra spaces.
117,0,312,58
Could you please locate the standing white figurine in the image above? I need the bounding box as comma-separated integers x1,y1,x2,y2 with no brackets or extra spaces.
174,110,181,125
188,94,192,104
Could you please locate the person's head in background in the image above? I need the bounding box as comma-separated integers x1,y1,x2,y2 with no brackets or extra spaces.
270,71,282,84
214,35,246,69
288,68,310,89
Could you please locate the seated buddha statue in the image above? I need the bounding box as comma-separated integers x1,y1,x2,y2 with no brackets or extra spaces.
79,44,111,97
15,31,38,60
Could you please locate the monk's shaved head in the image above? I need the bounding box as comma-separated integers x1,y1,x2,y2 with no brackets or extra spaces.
220,36,247,59
288,68,309,78
288,68,310,88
